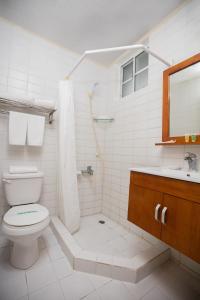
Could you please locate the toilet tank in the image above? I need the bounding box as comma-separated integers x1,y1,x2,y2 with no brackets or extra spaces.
2,172,44,206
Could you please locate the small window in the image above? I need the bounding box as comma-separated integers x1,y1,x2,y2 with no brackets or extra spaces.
134,51,148,92
121,51,148,98
121,59,133,98
135,51,148,73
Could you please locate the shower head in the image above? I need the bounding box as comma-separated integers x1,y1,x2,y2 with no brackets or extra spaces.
88,82,99,98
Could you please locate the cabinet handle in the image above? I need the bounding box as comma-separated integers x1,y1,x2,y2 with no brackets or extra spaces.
161,207,168,224
154,203,161,221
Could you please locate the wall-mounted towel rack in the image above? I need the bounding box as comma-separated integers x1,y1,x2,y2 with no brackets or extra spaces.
0,98,56,124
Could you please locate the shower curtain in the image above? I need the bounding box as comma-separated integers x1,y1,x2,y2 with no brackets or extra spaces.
58,80,80,234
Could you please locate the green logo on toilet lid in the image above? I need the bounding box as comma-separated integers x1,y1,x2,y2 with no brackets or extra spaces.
17,210,38,215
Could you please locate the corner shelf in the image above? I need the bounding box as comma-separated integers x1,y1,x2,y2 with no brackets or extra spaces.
0,97,56,124
93,115,114,123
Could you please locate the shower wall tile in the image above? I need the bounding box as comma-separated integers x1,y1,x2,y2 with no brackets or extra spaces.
102,0,200,271
0,18,109,222
74,78,110,217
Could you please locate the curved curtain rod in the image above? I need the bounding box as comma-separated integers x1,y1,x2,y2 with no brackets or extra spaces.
65,44,171,79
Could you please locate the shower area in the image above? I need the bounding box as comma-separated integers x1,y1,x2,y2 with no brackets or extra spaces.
52,46,170,283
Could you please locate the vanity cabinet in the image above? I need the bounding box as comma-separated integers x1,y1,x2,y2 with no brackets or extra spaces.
128,171,200,263
128,184,162,239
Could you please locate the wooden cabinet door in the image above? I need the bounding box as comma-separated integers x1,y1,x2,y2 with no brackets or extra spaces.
161,194,200,263
128,184,163,238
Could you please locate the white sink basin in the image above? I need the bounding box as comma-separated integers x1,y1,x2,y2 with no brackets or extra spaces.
130,166,200,183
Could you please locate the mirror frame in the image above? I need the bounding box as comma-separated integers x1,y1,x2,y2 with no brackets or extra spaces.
162,53,200,145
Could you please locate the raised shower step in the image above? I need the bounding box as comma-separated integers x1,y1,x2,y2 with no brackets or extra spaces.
51,216,170,283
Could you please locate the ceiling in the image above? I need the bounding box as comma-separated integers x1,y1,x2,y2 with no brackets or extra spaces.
0,0,184,65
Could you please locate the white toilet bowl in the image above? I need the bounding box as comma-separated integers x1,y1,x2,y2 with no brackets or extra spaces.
2,203,50,269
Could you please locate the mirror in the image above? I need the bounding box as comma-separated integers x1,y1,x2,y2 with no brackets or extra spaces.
170,62,200,136
161,53,200,145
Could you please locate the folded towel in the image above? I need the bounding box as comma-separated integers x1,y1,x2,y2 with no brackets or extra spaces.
9,111,28,145
9,166,38,174
34,99,55,109
27,114,45,146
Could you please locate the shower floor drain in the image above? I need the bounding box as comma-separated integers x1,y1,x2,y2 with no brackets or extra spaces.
99,220,105,224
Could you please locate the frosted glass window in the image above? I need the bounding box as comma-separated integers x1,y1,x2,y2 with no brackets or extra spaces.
135,51,149,72
120,51,148,98
134,69,148,91
122,80,133,97
122,61,133,82
121,59,133,98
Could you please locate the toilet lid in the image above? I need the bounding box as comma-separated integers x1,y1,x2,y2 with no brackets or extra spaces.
3,204,49,226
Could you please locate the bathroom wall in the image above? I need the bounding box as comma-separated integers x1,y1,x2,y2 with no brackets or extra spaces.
0,17,109,243
102,0,200,274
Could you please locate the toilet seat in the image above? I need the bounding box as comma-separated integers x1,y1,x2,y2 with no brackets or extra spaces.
3,204,49,227
2,215,50,237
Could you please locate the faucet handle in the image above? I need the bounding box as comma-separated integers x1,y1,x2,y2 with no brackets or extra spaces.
184,152,197,160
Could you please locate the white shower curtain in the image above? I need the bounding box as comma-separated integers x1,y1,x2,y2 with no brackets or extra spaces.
58,80,80,234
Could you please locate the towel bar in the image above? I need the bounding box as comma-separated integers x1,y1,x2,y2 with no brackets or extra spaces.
0,98,56,124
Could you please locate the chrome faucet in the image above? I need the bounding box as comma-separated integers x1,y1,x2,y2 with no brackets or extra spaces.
184,152,198,171
81,166,94,176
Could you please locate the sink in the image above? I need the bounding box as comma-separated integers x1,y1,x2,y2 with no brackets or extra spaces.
130,166,200,183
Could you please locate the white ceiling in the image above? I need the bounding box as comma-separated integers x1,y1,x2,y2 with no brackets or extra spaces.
0,0,184,65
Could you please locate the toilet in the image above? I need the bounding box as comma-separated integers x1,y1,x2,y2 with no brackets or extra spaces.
1,170,50,269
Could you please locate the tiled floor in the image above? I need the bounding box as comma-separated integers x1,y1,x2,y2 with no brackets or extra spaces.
0,226,199,300
73,214,152,258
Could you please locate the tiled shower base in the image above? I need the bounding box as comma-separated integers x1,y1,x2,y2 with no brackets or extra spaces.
51,214,170,283
73,214,152,258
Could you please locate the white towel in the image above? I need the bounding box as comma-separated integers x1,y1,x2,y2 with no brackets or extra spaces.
9,166,38,174
9,111,28,145
34,99,55,109
27,114,45,146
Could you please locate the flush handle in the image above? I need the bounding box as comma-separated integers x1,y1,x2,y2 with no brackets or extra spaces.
2,179,11,184
161,207,168,224
154,203,161,221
